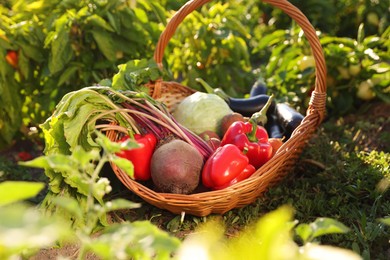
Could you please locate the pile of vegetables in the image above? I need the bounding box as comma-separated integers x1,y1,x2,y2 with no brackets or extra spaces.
169,76,303,191
40,59,305,215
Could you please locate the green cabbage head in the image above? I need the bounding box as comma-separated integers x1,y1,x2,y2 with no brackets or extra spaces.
173,92,233,136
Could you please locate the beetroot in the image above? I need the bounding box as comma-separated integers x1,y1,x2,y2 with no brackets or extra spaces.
150,139,204,194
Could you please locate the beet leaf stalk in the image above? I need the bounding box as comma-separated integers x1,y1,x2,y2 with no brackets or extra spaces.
102,89,213,160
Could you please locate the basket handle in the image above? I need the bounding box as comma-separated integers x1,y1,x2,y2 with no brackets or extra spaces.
154,0,327,123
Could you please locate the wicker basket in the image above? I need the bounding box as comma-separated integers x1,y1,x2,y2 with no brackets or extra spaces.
108,0,327,216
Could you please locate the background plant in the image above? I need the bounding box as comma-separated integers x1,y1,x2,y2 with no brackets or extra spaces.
0,0,168,148
1,0,389,149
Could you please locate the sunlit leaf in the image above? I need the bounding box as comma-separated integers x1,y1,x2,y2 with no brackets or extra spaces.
297,217,350,243
295,223,312,243
0,181,45,206
378,217,390,226
95,131,139,154
134,7,148,23
111,157,134,179
103,198,140,212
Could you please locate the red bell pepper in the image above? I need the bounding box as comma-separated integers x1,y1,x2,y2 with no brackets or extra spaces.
221,95,274,169
221,121,272,169
116,133,157,181
202,144,256,190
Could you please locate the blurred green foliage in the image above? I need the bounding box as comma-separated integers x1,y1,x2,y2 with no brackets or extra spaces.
0,0,389,148
0,0,168,148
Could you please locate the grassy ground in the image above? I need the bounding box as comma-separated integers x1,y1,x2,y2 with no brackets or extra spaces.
1,102,389,259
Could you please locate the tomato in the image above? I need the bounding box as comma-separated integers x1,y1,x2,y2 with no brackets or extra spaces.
356,80,375,101
196,61,205,69
298,55,315,71
348,64,361,77
5,50,18,68
337,66,350,80
115,51,124,59
366,12,379,26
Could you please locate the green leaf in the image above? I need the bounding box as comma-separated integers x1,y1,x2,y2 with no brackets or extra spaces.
0,77,22,149
111,157,134,179
19,156,51,168
0,37,13,49
148,1,167,25
72,145,101,168
107,12,121,33
18,41,45,62
20,154,74,172
295,223,312,243
21,154,91,197
57,88,116,151
111,58,161,91
18,49,31,80
296,217,350,243
373,87,390,103
368,62,390,74
58,64,79,86
48,29,73,74
379,217,390,226
91,30,117,62
95,131,139,154
134,7,149,23
320,36,357,48
0,181,45,206
51,196,84,220
86,14,115,32
255,30,286,50
178,206,299,260
103,198,140,212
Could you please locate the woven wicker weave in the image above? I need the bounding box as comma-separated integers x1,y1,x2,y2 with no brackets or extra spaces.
108,0,327,216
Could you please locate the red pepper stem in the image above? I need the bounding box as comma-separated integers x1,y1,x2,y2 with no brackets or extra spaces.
249,94,274,126
247,119,259,142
